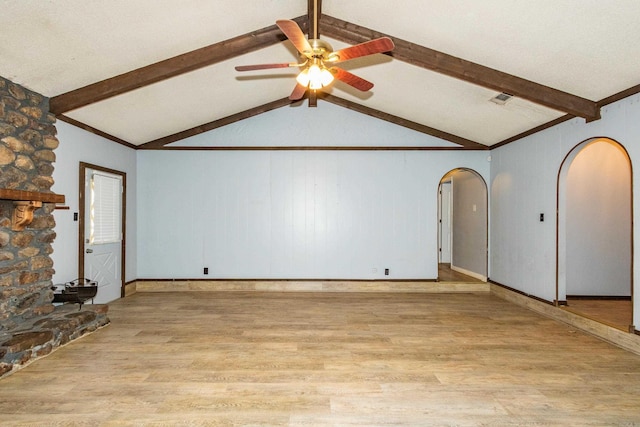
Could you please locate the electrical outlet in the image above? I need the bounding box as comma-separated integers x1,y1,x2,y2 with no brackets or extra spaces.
384,268,389,276
73,212,78,221
203,267,209,275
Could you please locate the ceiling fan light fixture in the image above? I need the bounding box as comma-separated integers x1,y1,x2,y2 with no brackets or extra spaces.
296,68,311,87
319,68,334,86
236,19,394,100
303,64,334,90
308,64,322,89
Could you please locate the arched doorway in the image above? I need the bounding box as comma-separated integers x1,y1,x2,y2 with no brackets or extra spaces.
438,168,488,282
557,138,633,331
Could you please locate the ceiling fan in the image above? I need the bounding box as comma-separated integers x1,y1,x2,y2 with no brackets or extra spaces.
234,19,394,101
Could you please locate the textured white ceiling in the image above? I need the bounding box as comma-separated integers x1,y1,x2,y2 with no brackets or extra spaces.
323,0,640,99
0,0,303,95
1,1,639,147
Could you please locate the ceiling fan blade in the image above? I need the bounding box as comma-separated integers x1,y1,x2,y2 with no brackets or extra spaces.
328,37,395,63
235,63,296,72
330,67,374,92
276,19,313,56
289,83,307,101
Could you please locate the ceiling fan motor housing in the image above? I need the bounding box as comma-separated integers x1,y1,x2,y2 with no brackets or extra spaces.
307,39,334,60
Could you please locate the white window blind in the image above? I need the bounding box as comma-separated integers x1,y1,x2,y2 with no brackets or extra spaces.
90,172,122,244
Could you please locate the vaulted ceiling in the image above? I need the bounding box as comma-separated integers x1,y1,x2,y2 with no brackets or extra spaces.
2,1,640,150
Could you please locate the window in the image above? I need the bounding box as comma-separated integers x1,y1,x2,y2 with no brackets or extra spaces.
90,172,122,244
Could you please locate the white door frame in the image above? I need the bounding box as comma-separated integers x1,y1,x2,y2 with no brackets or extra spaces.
438,180,452,264
556,138,633,311
79,162,126,300
437,168,489,281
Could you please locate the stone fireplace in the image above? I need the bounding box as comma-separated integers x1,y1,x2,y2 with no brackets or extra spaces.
0,76,109,378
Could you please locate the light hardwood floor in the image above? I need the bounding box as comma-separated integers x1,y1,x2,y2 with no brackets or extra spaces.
438,263,634,333
564,298,633,331
2,291,640,426
438,263,483,283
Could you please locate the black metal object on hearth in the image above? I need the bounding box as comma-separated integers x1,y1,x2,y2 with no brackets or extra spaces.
52,278,98,309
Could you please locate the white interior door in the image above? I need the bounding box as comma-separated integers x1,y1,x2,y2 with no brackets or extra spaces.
84,168,123,304
439,181,452,263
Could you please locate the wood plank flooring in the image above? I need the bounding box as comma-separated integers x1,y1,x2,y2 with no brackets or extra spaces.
565,298,633,331
1,291,640,426
438,263,484,283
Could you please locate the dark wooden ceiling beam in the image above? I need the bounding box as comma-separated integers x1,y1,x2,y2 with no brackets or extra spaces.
492,84,640,149
50,13,603,147
159,145,474,151
491,114,573,149
57,115,136,149
320,15,601,122
50,16,308,115
308,90,318,107
322,94,487,149
597,83,640,108
138,97,297,149
140,93,485,149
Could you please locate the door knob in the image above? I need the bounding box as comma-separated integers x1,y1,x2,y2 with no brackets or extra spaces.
86,249,93,253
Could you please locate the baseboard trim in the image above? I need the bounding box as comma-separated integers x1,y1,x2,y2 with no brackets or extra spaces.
131,279,490,293
490,283,640,356
134,277,439,283
450,265,487,282
489,280,554,306
567,295,632,301
124,281,136,297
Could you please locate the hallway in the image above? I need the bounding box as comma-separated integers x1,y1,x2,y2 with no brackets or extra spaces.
438,263,484,282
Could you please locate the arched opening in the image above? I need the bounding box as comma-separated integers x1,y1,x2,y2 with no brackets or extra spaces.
557,138,633,331
438,168,488,282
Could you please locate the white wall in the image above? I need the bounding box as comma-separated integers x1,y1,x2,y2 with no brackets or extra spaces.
137,149,489,279
490,93,640,326
168,102,460,148
51,121,137,285
48,90,640,327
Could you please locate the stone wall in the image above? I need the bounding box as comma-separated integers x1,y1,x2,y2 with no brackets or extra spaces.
0,76,109,378
0,76,59,329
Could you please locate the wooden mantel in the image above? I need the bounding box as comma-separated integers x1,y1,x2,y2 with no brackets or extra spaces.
0,189,65,204
0,189,65,231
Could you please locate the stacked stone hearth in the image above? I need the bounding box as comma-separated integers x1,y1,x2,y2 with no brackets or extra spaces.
0,76,109,379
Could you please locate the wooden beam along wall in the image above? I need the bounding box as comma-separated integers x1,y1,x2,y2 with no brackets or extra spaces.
49,16,309,115
322,95,487,150
50,13,601,122
320,15,601,122
47,12,606,149
138,98,296,149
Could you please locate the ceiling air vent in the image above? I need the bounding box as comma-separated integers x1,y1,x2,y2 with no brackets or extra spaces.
490,92,514,105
